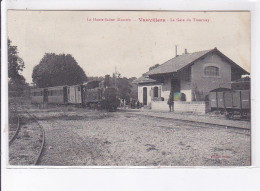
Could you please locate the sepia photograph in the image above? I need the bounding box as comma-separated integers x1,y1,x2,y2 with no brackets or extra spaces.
7,10,251,166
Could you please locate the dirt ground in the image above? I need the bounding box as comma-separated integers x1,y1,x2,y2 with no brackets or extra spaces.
24,105,251,166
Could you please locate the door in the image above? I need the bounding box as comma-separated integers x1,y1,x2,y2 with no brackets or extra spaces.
232,91,241,109
143,87,147,105
76,86,82,103
63,87,68,104
43,89,48,103
171,79,180,101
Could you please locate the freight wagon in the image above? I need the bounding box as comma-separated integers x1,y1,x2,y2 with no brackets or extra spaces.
209,88,250,119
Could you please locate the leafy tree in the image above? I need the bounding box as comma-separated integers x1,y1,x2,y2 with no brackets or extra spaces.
128,77,138,100
8,75,29,97
149,63,160,71
110,73,133,103
8,39,25,80
116,77,132,103
88,76,104,82
8,39,28,97
32,53,87,88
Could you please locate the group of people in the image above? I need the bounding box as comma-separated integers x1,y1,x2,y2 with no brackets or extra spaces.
119,98,141,109
118,91,175,111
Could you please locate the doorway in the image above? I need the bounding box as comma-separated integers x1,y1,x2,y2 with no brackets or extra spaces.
171,79,180,98
43,89,48,103
143,87,147,105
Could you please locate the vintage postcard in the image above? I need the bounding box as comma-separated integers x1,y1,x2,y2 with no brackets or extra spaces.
6,10,251,167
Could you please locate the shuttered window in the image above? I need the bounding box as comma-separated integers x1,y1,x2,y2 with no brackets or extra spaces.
48,89,63,96
154,87,159,97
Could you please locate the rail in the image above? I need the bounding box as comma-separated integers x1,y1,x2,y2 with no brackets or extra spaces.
9,116,21,145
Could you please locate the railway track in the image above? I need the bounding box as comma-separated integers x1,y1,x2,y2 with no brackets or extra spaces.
8,116,21,146
126,111,250,132
24,108,46,165
9,103,45,165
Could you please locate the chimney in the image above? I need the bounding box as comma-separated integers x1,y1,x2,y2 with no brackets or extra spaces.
185,49,188,54
175,45,178,57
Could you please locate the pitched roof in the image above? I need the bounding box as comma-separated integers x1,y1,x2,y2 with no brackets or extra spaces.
145,48,249,76
132,76,157,84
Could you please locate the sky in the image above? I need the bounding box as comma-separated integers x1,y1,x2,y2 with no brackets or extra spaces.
7,11,250,83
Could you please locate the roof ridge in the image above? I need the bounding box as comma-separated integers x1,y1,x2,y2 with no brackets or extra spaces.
150,48,214,68
145,48,216,76
186,48,214,54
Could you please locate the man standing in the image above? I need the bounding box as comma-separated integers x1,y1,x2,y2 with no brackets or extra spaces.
167,92,174,112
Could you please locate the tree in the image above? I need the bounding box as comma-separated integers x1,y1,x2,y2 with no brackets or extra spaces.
149,63,160,71
128,77,138,100
8,38,28,97
8,75,29,97
32,53,87,88
110,72,133,103
8,39,25,80
116,77,132,103
88,76,104,82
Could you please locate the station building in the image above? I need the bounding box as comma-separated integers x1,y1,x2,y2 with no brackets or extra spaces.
134,48,249,113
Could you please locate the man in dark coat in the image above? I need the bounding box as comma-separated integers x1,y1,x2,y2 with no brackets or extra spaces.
136,100,140,109
167,92,174,112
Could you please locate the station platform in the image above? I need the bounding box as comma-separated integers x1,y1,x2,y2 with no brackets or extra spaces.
119,108,251,130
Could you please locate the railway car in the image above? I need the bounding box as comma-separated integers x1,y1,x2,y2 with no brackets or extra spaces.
47,86,67,104
209,88,230,110
67,85,83,104
31,77,119,111
31,88,47,104
209,88,250,119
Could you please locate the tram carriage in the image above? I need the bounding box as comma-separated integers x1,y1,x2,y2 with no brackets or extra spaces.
30,78,119,111
31,88,47,104
67,85,83,104
47,86,68,104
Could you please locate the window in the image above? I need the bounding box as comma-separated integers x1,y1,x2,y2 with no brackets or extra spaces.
204,66,219,76
154,87,159,98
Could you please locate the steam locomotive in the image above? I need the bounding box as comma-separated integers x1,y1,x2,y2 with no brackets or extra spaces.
31,79,119,111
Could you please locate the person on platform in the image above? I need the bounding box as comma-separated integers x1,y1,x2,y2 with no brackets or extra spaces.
136,100,140,109
167,92,174,112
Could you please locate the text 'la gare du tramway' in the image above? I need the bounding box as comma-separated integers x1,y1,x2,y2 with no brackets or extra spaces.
87,17,210,22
